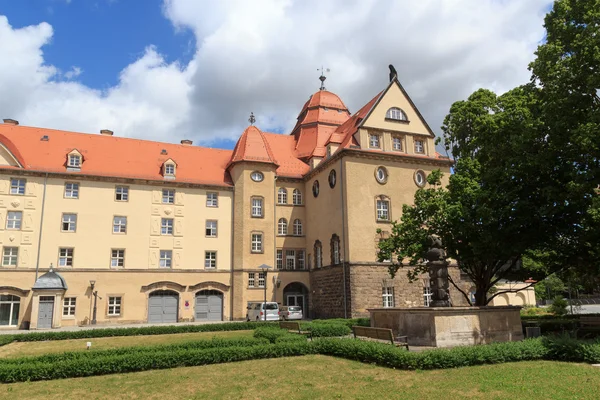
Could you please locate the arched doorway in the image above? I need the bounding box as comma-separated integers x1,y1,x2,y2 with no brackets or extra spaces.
282,282,309,317
0,294,20,327
148,290,179,323
195,290,223,321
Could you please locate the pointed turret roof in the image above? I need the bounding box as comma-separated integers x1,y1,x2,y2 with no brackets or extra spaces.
228,125,278,168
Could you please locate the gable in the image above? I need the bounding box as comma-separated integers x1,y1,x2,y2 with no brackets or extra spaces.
0,143,21,167
361,81,434,137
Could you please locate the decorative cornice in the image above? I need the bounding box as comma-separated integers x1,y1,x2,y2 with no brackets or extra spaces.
141,281,187,292
0,286,30,296
188,281,231,292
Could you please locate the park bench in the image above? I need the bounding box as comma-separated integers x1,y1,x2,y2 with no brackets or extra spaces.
279,321,312,338
580,316,600,327
352,326,409,350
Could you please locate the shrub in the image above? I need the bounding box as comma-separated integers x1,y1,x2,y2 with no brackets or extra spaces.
5,321,275,343
308,318,370,328
274,334,308,344
253,327,288,343
0,335,14,347
549,296,569,316
308,323,351,338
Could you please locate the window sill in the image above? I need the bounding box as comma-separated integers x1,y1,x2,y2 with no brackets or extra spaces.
251,215,264,219
384,118,410,124
247,286,266,290
277,204,304,207
251,251,264,254
62,316,76,320
376,219,391,224
206,205,219,208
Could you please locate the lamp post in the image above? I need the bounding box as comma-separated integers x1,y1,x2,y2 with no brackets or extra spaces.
89,280,98,325
258,264,273,322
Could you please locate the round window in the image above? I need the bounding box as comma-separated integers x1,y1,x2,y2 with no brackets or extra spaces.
328,169,336,188
250,171,264,182
312,180,320,197
375,166,388,184
414,170,427,187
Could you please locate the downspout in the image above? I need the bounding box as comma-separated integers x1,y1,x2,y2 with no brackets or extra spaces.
340,157,348,318
34,173,49,282
273,174,278,304
229,188,235,321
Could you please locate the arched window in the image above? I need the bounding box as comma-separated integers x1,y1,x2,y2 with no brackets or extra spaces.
385,107,408,121
277,188,288,204
330,234,340,265
293,189,302,205
278,218,288,235
0,294,20,327
293,219,303,236
314,241,322,269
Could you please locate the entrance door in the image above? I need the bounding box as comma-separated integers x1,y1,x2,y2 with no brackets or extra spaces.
195,290,223,321
148,291,179,323
37,296,55,329
287,295,304,310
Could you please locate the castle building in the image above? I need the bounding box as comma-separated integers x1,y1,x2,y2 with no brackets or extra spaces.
0,70,467,329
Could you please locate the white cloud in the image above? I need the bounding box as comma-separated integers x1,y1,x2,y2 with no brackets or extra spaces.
0,1,552,147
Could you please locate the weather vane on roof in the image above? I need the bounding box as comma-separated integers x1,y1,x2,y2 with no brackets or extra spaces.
248,112,256,125
318,66,330,91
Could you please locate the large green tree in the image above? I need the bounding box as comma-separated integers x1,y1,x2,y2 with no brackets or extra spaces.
378,0,600,305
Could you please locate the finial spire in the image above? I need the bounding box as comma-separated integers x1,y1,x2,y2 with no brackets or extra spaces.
317,66,330,90
49,263,54,272
389,64,398,82
248,112,256,125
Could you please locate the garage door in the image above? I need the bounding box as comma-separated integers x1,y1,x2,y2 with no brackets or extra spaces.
195,290,223,321
148,290,178,323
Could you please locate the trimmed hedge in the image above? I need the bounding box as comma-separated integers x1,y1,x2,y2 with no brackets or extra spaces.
0,321,274,345
307,323,351,338
253,327,290,343
309,318,370,329
0,342,317,383
0,335,14,347
0,337,269,366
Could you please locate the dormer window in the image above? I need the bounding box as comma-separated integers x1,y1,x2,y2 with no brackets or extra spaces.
162,159,176,179
386,107,408,122
414,139,425,154
66,150,83,171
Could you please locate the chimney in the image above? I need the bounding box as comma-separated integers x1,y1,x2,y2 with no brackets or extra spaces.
3,119,19,126
180,139,193,146
100,129,113,136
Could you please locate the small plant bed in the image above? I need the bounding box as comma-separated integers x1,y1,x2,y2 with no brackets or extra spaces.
2,357,599,400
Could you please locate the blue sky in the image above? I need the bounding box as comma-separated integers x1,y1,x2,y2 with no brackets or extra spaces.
0,0,552,150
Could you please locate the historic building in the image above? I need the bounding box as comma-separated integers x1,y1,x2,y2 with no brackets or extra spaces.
0,68,468,329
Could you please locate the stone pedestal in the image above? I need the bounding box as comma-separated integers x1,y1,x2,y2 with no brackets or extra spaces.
368,306,523,347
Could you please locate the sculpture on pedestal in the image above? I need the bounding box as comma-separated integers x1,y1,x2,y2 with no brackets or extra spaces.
425,235,450,307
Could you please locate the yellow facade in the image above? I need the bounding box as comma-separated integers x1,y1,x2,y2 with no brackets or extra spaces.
0,73,498,329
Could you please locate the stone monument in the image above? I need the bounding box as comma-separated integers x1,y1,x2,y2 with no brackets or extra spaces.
425,235,450,307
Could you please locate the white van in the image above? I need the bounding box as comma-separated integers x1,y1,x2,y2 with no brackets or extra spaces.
246,302,280,321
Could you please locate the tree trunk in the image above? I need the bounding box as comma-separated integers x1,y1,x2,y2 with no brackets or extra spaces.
474,283,488,306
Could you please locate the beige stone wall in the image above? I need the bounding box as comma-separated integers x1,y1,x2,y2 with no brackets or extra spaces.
490,282,536,306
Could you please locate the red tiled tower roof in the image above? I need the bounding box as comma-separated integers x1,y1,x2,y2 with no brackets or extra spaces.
228,125,277,168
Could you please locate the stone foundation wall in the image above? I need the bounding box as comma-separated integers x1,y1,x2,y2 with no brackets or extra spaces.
310,264,351,319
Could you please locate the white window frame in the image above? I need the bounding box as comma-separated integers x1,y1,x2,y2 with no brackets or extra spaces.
369,134,380,148
64,182,79,199
333,239,340,264
111,249,125,268
424,286,433,307
277,188,288,204
205,220,217,237
10,178,26,195
204,251,217,269
61,213,77,232
159,250,172,268
108,296,121,316
276,249,283,270
248,272,256,287
68,154,81,168
58,248,74,267
113,216,127,234
297,250,305,270
392,136,403,151
286,250,296,270
258,272,266,288
386,107,407,121
115,186,129,201
293,189,302,205
277,218,288,235
6,211,22,230
414,139,425,154
0,294,20,326
162,189,175,204
63,297,76,316
377,199,389,221
251,198,263,217
251,233,263,253
161,218,174,235
206,192,218,207
293,219,303,236
383,287,395,308
315,243,322,269
2,247,18,266
164,163,175,176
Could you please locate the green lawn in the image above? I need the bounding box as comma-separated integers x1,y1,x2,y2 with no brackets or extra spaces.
0,330,253,358
1,356,598,399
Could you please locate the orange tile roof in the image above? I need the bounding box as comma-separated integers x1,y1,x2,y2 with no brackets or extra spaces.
328,91,383,149
228,125,277,167
0,124,234,187
262,133,310,178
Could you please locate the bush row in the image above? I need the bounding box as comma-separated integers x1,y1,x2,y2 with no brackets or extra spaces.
0,342,317,383
0,321,275,346
0,337,269,366
307,323,351,337
308,318,370,328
